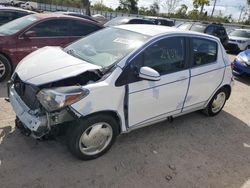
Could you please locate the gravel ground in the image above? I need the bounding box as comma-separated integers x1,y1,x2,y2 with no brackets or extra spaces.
0,54,250,188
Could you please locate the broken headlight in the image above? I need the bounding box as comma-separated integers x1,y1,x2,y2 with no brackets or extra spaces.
235,55,247,66
36,86,89,112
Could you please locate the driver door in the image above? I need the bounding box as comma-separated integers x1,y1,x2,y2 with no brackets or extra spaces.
125,37,190,127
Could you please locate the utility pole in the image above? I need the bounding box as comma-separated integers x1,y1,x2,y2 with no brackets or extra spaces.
211,0,217,17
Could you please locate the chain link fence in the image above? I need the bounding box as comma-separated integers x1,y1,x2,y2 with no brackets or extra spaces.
37,2,250,30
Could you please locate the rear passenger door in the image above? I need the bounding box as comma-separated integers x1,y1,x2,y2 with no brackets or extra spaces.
183,37,224,111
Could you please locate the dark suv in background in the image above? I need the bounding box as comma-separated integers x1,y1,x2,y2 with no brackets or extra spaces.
104,17,154,27
146,16,175,26
177,22,229,47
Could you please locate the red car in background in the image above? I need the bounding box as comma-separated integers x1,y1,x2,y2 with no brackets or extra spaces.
0,13,103,81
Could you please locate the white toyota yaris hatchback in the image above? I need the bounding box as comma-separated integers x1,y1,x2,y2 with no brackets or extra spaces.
9,25,233,160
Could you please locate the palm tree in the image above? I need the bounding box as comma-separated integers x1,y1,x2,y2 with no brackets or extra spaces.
193,0,209,14
83,0,91,16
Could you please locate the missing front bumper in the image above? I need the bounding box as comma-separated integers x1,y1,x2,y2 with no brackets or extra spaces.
9,86,75,138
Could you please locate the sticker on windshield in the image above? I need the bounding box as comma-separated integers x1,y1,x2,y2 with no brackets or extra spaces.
113,38,133,45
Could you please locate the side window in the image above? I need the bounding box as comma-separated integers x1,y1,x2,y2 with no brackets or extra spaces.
143,37,186,75
30,19,70,37
115,54,143,86
69,20,100,36
192,38,217,66
218,27,226,36
129,19,142,24
116,37,186,86
205,26,215,34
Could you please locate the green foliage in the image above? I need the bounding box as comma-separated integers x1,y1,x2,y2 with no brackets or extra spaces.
193,0,209,14
175,4,188,17
91,1,113,12
116,0,139,14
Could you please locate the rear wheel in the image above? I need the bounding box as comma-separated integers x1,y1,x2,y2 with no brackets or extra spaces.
0,54,11,82
67,114,119,160
204,88,228,116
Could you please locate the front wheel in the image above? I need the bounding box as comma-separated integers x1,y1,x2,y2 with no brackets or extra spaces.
204,88,228,116
67,114,119,160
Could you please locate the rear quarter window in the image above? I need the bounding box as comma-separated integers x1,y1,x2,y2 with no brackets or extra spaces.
192,38,218,66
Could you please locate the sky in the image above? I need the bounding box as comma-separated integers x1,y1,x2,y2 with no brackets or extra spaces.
90,0,248,21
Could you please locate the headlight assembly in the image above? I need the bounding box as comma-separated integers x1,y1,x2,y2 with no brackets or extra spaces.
236,55,247,65
37,86,89,112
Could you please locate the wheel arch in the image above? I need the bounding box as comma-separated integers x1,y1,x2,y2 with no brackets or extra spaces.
79,110,122,134
221,84,232,99
0,52,13,72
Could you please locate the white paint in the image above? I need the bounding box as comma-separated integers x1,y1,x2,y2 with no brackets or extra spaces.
13,26,233,134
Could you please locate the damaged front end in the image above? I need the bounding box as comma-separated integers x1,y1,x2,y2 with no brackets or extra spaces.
9,70,102,139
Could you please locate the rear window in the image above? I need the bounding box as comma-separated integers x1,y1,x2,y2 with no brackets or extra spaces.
104,17,128,27
178,22,192,30
190,24,206,33
129,19,154,24
229,30,250,38
192,38,218,66
0,11,19,25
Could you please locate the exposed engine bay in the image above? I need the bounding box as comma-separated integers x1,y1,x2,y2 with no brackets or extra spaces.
10,69,104,139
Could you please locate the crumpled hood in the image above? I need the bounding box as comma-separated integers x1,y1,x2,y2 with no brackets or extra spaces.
15,46,101,86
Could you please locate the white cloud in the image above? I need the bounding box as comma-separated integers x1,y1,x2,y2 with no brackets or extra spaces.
90,0,247,19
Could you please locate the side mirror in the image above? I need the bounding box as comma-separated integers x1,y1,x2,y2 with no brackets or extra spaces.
138,66,160,81
23,30,36,39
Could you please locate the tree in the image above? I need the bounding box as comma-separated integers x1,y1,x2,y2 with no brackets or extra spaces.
149,1,160,15
92,0,113,11
116,0,139,14
161,0,180,15
82,0,91,16
176,4,188,17
193,0,209,14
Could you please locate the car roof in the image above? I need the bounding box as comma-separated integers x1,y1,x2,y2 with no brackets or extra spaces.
0,6,35,13
146,16,174,21
29,13,101,24
114,16,148,21
235,29,250,32
114,24,219,39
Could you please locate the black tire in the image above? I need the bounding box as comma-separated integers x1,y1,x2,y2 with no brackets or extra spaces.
204,88,228,117
67,114,119,160
0,54,11,82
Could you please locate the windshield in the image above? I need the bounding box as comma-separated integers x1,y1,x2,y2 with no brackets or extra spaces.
0,15,38,35
190,24,206,32
229,30,250,38
64,27,149,68
104,17,128,27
